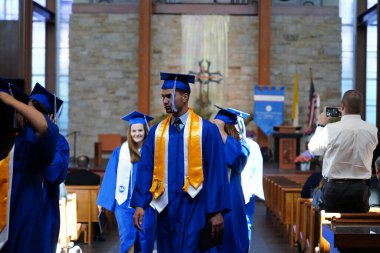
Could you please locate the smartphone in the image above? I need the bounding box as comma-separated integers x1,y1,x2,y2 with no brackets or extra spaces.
326,107,341,117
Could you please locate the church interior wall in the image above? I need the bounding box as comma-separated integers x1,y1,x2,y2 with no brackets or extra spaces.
69,11,341,157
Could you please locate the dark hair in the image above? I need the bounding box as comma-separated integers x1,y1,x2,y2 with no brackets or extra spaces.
224,124,241,141
176,88,190,95
341,90,362,114
127,124,149,163
30,99,51,115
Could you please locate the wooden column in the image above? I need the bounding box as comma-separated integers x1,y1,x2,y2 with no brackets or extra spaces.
258,0,271,86
355,0,367,118
138,0,152,114
20,0,33,93
257,0,271,148
46,0,56,92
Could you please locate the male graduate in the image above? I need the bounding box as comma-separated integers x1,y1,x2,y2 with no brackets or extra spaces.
0,81,59,252
131,72,230,253
29,83,70,253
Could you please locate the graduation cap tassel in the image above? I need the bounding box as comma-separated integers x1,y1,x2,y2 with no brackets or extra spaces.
171,76,178,113
144,116,150,132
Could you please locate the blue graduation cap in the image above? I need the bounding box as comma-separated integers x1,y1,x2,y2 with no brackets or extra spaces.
160,72,195,93
227,107,250,119
121,111,154,126
0,78,29,131
29,83,64,116
0,78,29,104
214,105,249,125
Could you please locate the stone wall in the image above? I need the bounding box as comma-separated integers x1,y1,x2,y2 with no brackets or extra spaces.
69,11,341,157
69,13,139,157
270,15,341,126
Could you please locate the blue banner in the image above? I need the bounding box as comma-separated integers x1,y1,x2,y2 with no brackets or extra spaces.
253,85,285,136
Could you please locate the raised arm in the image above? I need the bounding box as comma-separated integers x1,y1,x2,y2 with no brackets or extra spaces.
0,91,48,138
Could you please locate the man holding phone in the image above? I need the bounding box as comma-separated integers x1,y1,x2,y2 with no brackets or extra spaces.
308,90,378,212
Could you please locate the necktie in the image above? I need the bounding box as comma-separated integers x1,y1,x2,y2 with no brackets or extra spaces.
174,118,182,132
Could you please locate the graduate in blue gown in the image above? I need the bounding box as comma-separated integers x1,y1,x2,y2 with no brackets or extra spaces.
28,83,70,253
131,73,230,253
212,106,250,253
97,111,156,253
0,82,59,253
42,134,69,252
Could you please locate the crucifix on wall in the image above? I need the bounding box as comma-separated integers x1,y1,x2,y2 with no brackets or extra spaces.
189,59,223,119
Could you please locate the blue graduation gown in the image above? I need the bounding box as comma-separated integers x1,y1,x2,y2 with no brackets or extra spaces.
130,119,230,253
218,136,249,253
41,134,70,253
6,116,58,253
97,146,157,253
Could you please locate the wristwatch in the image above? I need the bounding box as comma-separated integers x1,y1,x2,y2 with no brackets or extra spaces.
317,123,325,127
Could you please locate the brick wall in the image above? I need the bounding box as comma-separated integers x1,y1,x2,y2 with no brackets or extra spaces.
69,12,341,156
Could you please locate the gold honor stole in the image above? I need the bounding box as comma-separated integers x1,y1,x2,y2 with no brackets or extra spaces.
149,108,203,212
0,148,13,236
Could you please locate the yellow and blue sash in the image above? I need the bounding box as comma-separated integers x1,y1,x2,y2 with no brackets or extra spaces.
150,109,203,211
0,147,13,248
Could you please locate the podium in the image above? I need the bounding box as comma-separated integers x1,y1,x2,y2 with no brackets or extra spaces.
272,126,303,169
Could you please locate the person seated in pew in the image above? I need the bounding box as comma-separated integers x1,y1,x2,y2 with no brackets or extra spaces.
308,90,378,213
369,156,380,208
301,171,322,199
65,155,100,186
65,155,103,243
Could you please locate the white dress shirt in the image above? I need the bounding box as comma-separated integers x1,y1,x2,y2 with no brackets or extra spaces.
171,111,189,131
308,115,378,180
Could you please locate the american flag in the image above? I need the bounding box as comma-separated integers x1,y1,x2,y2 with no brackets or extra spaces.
305,69,317,135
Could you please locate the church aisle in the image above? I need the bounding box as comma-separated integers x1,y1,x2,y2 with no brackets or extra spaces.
74,200,296,253
251,200,298,253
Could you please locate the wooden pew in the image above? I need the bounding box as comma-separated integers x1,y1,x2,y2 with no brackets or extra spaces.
306,205,318,253
292,198,312,248
57,193,78,251
319,210,380,253
263,174,310,244
66,185,100,245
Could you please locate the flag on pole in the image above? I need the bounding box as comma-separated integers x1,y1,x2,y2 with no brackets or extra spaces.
292,72,299,126
305,68,317,135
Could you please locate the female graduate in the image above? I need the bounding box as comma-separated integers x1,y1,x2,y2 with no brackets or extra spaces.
212,106,250,253
97,111,156,253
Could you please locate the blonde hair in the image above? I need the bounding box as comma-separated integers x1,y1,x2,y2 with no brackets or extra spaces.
127,124,148,163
